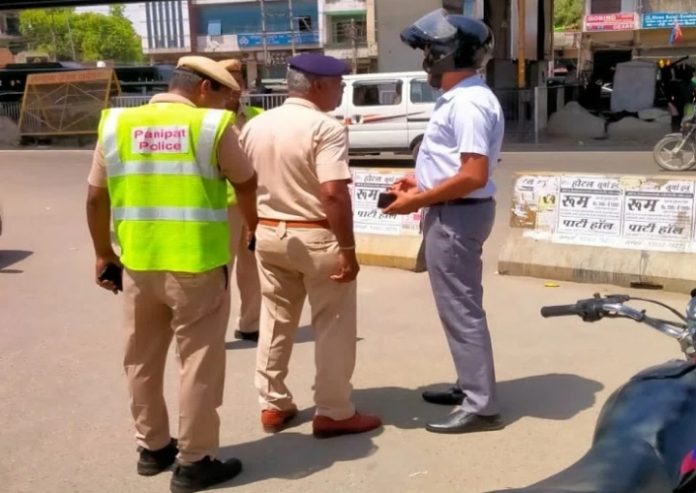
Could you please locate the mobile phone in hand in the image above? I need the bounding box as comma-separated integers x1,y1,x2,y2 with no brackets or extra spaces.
377,192,397,209
98,262,123,292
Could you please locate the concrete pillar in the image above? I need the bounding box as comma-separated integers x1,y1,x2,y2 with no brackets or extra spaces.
366,0,377,58
247,61,259,88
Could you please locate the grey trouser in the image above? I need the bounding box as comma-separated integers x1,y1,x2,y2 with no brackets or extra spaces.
423,201,499,416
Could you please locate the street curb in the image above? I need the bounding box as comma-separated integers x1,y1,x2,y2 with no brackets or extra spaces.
498,229,696,293
356,234,426,272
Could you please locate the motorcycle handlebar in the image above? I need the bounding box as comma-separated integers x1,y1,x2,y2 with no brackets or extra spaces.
540,305,581,317
540,296,686,339
540,298,610,322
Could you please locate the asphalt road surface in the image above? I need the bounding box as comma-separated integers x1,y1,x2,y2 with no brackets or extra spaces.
0,149,689,493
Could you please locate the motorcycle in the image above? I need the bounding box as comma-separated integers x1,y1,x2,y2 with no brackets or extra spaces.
654,115,696,171
487,292,696,493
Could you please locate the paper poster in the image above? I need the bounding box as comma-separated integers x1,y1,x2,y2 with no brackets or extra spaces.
509,173,696,254
351,169,421,236
621,179,695,252
554,176,623,246
511,175,559,240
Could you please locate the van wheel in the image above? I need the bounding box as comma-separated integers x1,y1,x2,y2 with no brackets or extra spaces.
411,137,423,161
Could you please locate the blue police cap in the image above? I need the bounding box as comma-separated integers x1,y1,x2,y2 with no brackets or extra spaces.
288,53,350,77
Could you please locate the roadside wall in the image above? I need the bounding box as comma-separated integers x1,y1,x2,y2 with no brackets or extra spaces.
498,172,696,293
350,167,425,271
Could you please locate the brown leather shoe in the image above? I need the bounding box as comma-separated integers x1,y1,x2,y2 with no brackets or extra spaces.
312,412,382,438
261,408,298,433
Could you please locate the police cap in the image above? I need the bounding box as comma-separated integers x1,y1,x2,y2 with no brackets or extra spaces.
219,58,242,73
176,56,240,91
287,53,350,77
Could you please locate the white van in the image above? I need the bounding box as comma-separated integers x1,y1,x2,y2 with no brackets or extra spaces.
331,71,440,159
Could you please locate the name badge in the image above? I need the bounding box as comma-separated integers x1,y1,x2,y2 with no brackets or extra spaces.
132,126,190,154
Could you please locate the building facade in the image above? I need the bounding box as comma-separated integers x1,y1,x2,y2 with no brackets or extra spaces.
76,2,190,62
577,0,696,78
375,0,553,89
0,11,20,67
374,0,441,73
322,0,377,73
144,0,192,60
190,0,322,81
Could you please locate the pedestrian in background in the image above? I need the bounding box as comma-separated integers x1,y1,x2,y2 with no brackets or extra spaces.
86,56,257,493
240,53,382,438
220,58,264,343
386,10,504,434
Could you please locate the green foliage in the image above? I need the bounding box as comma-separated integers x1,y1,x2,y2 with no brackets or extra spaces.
109,5,126,18
554,0,584,31
19,5,143,63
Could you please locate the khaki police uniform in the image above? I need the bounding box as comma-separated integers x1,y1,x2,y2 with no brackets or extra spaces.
240,96,357,420
227,107,262,335
227,198,262,334
89,87,254,462
218,58,263,337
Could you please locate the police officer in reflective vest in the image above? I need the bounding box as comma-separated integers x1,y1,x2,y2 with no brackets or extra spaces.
386,10,504,434
219,58,264,343
86,56,257,493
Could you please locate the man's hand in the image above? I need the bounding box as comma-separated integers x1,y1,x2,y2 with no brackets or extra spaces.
330,249,360,283
384,188,422,215
389,175,418,193
95,252,122,294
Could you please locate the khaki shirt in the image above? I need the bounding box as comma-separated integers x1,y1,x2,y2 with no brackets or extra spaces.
240,97,351,221
87,93,254,188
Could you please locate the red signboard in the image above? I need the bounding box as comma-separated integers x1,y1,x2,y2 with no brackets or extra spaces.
584,13,637,32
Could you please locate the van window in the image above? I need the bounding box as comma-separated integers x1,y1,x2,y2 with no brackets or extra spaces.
353,80,403,106
410,79,441,104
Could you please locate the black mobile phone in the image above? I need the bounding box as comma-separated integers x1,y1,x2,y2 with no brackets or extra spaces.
377,192,397,209
98,262,123,292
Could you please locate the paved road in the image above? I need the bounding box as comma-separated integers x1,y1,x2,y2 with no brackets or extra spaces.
0,150,688,493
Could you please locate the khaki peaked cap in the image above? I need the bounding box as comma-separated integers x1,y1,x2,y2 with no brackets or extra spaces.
176,56,240,91
219,59,243,72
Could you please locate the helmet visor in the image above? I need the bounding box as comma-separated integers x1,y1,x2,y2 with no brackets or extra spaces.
411,9,457,41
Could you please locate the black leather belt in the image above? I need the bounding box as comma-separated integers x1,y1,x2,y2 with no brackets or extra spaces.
432,197,493,207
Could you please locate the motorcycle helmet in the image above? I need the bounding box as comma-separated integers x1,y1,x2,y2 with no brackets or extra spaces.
400,9,494,88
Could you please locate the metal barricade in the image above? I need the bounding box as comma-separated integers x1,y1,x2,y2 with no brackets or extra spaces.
2,86,580,141
494,88,536,139
244,93,288,110
19,69,120,137
110,95,151,109
493,85,581,142
110,94,289,111
0,101,21,123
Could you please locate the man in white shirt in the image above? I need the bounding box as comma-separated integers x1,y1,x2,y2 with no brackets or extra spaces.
385,9,504,434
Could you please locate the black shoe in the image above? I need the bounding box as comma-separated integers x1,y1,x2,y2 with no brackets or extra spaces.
426,410,504,434
422,386,465,406
234,330,259,342
137,438,178,476
170,456,243,493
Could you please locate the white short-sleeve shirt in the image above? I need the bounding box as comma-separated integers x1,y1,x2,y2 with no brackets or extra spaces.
415,75,504,199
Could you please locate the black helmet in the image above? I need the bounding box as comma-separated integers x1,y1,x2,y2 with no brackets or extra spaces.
401,9,494,83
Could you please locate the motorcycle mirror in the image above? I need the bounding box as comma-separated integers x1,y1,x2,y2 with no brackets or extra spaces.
690,288,696,299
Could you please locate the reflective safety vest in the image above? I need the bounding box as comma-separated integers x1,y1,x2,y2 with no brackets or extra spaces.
99,103,233,273
227,105,264,206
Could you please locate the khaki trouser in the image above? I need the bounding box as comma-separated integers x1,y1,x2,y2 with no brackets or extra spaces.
227,205,262,333
123,267,230,463
255,223,357,420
